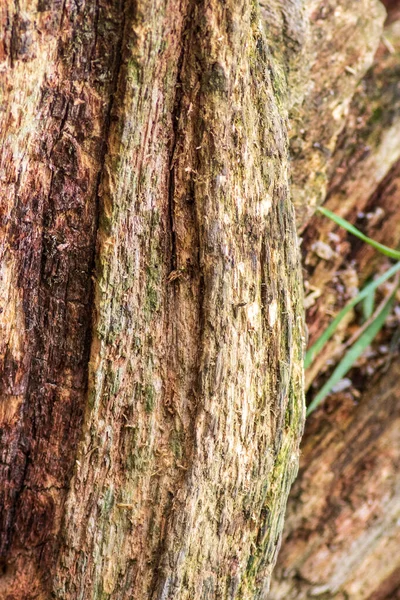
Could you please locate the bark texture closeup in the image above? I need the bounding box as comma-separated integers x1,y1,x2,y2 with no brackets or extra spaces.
0,2,307,599
1,0,397,599
271,6,400,599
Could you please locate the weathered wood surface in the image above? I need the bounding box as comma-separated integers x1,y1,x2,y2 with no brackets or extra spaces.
0,0,394,598
0,1,124,597
289,0,386,229
303,17,400,387
0,1,307,598
55,2,307,598
271,10,400,600
270,360,400,600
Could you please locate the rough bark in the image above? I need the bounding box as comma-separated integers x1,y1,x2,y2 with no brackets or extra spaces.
294,14,400,392
55,2,307,598
270,361,400,600
0,2,306,598
289,0,386,229
0,1,124,596
1,0,395,598
270,11,400,600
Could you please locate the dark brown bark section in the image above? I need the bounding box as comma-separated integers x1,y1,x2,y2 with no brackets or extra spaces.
382,0,400,23
0,1,124,596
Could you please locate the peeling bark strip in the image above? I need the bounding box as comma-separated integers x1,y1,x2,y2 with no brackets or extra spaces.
1,1,305,599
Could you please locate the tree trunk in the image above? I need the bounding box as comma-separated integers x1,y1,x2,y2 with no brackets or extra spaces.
270,361,400,600
0,2,307,598
2,1,396,598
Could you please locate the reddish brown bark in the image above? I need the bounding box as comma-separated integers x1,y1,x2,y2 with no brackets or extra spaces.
0,1,125,595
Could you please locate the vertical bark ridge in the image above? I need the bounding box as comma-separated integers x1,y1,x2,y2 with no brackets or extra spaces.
55,1,197,597
55,1,305,599
1,1,307,598
0,1,127,597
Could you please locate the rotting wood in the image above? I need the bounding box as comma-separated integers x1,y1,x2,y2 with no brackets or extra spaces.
270,359,400,600
0,1,125,596
54,2,306,598
1,1,307,598
271,11,400,600
0,0,391,598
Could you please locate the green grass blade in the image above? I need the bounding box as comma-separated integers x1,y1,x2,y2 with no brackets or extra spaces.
306,288,397,416
305,261,400,369
317,207,400,260
362,287,375,321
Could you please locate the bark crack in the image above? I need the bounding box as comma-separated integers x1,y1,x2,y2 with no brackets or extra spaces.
167,37,186,275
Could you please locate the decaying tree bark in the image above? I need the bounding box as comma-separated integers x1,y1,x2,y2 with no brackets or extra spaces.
271,6,400,600
270,362,400,600
289,0,386,229
1,2,308,598
1,0,397,599
54,2,307,598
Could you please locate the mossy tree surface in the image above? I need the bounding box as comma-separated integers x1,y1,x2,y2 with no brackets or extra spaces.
0,0,390,597
0,1,306,598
